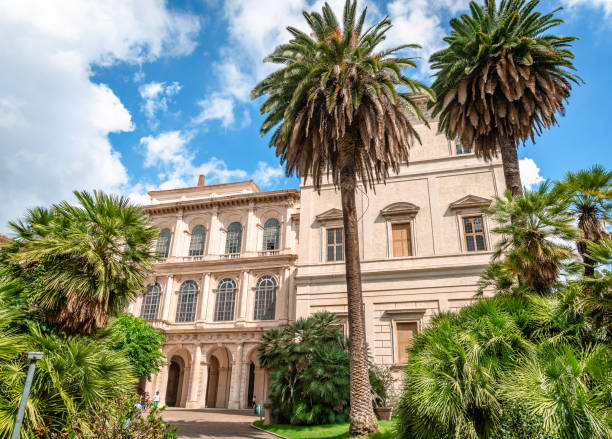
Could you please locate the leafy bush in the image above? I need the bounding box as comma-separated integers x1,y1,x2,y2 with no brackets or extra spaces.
52,394,176,439
109,313,165,379
0,326,137,439
258,312,392,426
494,403,558,439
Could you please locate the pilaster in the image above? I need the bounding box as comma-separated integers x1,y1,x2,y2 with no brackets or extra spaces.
161,276,174,321
186,344,202,408
228,344,244,409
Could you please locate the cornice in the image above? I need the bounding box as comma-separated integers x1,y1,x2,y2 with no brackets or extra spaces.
144,189,300,215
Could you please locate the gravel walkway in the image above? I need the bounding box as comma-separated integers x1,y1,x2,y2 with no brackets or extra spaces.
162,408,273,439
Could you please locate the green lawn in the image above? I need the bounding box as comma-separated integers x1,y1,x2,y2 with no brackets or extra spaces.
253,420,396,439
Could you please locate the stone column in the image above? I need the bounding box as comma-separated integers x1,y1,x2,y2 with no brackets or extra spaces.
279,267,290,321
209,206,221,255
364,301,375,354
228,344,244,409
207,279,216,321
199,360,209,408
237,271,249,322
161,276,174,321
245,201,257,256
287,268,296,321
186,344,202,408
198,273,211,322
283,210,292,250
170,208,186,259
158,362,170,406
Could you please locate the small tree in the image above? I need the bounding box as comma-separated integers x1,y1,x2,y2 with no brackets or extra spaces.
109,313,166,380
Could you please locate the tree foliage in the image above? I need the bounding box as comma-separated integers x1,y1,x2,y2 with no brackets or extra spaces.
0,190,157,335
484,182,577,292
258,312,351,426
429,0,580,160
396,167,612,439
251,0,431,191
109,313,165,380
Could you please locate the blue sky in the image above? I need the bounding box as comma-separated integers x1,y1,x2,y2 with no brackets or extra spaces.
1,0,611,231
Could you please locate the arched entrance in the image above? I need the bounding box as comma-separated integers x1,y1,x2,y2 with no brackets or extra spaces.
205,347,232,408
245,349,268,408
205,356,219,408
165,356,185,407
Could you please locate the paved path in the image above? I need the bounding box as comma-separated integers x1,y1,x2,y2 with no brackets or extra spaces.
162,408,273,439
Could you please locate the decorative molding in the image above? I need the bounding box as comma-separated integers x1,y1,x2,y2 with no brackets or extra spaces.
380,202,420,219
449,195,491,210
315,208,343,223
383,308,427,316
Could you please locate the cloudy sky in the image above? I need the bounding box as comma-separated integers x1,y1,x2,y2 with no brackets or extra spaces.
1,0,611,231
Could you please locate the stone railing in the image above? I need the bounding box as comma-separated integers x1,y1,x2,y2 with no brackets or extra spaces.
258,249,280,257
220,253,241,260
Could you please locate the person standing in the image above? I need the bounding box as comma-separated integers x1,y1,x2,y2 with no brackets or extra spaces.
153,391,160,408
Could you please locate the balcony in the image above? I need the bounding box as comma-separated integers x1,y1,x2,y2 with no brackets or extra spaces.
220,253,241,260
177,255,204,262
258,249,280,256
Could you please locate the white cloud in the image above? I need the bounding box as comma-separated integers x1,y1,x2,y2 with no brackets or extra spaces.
193,94,236,127
0,1,199,231
138,130,284,196
139,80,182,129
562,0,612,17
253,161,285,188
519,157,545,191
139,130,248,190
205,0,470,127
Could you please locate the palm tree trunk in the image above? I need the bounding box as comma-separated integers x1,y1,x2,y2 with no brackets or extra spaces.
500,141,523,197
578,210,603,277
338,135,378,437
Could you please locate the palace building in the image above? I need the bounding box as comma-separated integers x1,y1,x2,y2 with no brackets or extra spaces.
130,104,506,409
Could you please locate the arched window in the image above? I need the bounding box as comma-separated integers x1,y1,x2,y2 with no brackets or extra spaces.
214,278,236,321
188,225,206,256
156,228,171,258
262,218,280,251
176,280,198,322
254,276,276,320
225,222,242,254
141,283,161,321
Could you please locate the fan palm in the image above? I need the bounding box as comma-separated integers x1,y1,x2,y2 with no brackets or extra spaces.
0,327,137,439
430,0,580,197
251,1,431,434
556,165,612,277
501,342,612,439
3,190,157,335
485,182,578,292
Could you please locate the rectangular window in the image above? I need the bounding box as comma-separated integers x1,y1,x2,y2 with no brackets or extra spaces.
391,222,413,257
396,322,418,364
463,216,486,252
326,228,344,262
455,137,471,155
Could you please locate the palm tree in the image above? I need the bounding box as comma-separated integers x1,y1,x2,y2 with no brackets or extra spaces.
2,190,157,335
484,182,578,293
501,342,612,439
430,0,580,197
556,165,612,276
251,1,431,434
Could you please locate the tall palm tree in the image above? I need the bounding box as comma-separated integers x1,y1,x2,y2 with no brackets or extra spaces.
556,165,612,276
430,0,580,197
484,182,578,293
251,1,431,434
2,190,157,335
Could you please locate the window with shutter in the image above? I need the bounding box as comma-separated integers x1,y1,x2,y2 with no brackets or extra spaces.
396,322,418,364
391,222,412,257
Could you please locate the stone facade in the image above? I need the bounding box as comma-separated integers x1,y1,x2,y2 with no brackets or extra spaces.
132,114,505,408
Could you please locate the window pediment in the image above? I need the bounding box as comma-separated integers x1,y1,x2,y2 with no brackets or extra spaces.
380,202,420,218
449,195,491,210
315,208,343,223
